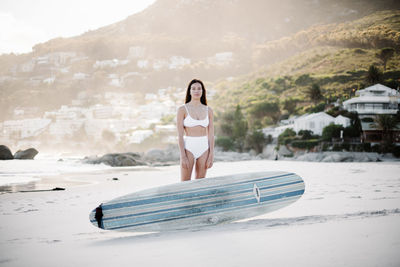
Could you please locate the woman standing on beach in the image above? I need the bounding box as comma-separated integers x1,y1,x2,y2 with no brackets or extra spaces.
176,79,215,181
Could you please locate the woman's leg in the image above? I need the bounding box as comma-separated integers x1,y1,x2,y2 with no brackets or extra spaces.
195,150,209,179
181,150,195,181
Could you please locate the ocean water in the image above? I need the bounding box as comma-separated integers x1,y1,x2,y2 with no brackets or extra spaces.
0,154,110,187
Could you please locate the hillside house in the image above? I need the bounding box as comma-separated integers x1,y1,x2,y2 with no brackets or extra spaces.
263,112,351,137
294,112,350,135
343,84,400,143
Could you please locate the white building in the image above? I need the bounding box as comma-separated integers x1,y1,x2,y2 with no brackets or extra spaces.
73,72,89,80
169,56,191,69
152,59,168,70
20,60,35,72
128,130,154,144
48,119,85,138
108,74,122,87
90,105,114,119
43,77,55,84
343,83,400,143
93,59,129,69
2,118,51,139
137,60,149,69
264,112,351,137
207,52,233,66
334,115,351,128
262,125,293,138
294,112,350,135
128,46,146,59
343,84,399,115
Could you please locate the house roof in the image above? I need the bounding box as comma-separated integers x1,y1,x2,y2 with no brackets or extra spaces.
296,112,334,122
356,83,397,96
344,83,400,106
343,95,398,105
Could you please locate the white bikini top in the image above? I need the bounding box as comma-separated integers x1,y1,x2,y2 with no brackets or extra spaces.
183,104,209,128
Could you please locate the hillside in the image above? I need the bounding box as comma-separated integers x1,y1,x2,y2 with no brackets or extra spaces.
211,10,400,126
1,0,400,122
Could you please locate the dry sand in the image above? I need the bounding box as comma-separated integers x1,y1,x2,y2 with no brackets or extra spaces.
1,160,399,267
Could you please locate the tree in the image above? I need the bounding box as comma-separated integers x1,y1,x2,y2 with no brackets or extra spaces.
217,105,248,152
215,136,235,151
322,124,344,141
245,130,267,154
295,74,313,86
365,65,383,85
305,83,323,104
374,114,398,152
248,101,280,124
232,105,248,152
298,130,314,140
278,128,296,145
376,47,395,71
282,98,299,115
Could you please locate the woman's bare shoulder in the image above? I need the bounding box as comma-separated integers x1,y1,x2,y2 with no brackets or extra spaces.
177,105,186,114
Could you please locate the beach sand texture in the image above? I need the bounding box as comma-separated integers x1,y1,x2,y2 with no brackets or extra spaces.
1,160,400,267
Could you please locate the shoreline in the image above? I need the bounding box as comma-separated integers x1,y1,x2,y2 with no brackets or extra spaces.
1,156,399,193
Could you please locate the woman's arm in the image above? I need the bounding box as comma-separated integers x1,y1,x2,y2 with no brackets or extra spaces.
176,106,189,169
206,107,214,169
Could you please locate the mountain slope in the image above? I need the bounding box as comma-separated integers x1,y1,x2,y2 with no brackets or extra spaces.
211,10,400,123
1,1,400,122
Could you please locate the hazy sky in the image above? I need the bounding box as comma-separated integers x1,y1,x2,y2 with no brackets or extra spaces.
0,0,156,55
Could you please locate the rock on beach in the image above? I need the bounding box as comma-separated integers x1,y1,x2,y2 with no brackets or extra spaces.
83,153,147,167
14,148,39,159
0,145,14,160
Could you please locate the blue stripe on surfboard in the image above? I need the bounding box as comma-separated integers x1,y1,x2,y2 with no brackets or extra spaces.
95,180,304,223
107,189,305,230
102,173,298,210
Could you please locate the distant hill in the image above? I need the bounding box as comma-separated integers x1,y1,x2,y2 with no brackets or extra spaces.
1,0,400,121
28,0,400,59
211,10,400,125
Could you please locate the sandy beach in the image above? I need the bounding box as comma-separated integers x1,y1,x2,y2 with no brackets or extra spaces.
1,159,400,267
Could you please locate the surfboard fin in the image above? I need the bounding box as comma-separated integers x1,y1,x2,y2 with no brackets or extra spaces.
95,204,104,229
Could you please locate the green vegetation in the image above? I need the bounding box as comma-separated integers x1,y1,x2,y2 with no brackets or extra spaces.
212,11,400,131
374,114,399,153
215,105,270,153
321,124,344,141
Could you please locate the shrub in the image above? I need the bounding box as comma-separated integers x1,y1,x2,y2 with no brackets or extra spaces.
216,136,235,151
392,146,400,158
278,128,296,145
291,139,319,150
245,130,267,154
322,124,344,141
343,126,361,138
298,130,314,140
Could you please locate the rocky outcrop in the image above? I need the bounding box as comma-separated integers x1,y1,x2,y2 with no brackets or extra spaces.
83,153,147,167
0,145,14,160
143,145,180,163
14,148,39,159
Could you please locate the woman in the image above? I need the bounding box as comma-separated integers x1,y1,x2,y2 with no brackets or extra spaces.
177,79,214,181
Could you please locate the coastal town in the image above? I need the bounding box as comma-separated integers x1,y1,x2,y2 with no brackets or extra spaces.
1,76,399,157
0,47,234,152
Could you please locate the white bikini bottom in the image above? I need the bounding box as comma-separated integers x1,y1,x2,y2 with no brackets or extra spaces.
184,136,209,159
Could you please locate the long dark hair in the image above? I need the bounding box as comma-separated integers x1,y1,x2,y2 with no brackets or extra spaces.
185,79,207,105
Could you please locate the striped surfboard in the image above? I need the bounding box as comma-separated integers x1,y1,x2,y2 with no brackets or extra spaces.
89,171,305,232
